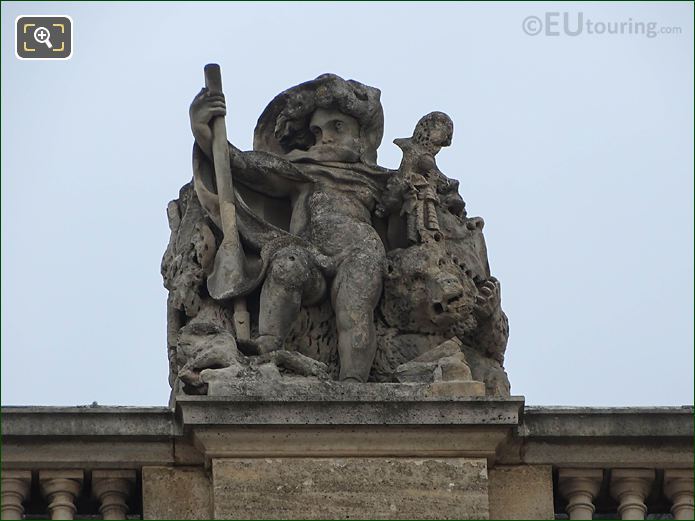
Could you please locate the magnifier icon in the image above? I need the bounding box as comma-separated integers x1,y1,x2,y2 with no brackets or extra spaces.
33,26,53,49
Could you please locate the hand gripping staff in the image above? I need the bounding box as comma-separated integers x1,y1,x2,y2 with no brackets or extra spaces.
203,63,250,340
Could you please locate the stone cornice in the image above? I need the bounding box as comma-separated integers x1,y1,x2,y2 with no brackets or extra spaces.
2,402,692,470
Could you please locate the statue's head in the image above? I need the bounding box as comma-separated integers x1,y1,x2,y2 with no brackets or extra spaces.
381,243,479,335
413,111,454,153
254,74,384,165
300,107,361,162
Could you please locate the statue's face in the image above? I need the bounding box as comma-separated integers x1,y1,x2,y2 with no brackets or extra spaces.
309,108,360,148
381,244,479,335
429,124,453,147
286,108,361,163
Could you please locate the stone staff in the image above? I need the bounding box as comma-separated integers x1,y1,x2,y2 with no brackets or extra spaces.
203,63,250,340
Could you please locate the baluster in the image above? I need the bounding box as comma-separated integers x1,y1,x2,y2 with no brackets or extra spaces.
664,469,694,520
92,470,136,520
558,468,603,520
610,468,654,520
39,470,83,520
1,470,32,520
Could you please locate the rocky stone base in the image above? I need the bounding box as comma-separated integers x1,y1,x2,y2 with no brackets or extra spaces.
204,379,485,399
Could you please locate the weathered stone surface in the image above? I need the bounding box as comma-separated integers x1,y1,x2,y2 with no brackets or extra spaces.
1,407,177,470
142,466,212,520
204,379,496,402
428,380,485,397
520,406,695,437
497,406,694,468
409,338,463,363
395,337,478,388
4,404,691,467
186,349,333,396
193,426,514,463
176,392,524,426
163,68,510,396
499,438,694,469
212,457,489,520
0,406,175,437
488,465,554,520
2,439,174,470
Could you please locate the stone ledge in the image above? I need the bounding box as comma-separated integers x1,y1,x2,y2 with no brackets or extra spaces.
1,406,176,437
497,407,694,468
521,406,694,438
176,388,525,426
3,403,692,436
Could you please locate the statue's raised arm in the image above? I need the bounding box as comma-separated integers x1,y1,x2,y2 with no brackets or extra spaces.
189,70,307,200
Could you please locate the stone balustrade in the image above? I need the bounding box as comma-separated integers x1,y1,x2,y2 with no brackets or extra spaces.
2,465,691,519
557,466,694,520
1,469,137,520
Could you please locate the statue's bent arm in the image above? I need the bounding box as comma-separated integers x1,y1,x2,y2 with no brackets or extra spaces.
227,143,308,198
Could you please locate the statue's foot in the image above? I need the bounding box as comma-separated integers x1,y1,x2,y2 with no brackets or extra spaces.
256,335,282,354
257,350,330,380
236,335,282,356
236,338,259,356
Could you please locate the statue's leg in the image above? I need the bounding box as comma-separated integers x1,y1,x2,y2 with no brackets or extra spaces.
257,246,325,353
331,250,384,382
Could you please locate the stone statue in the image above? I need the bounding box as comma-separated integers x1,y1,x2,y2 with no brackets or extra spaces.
162,67,510,397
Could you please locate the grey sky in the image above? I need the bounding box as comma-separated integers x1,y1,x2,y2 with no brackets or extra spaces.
2,2,692,407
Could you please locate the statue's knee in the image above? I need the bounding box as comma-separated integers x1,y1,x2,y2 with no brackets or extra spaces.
268,247,311,289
